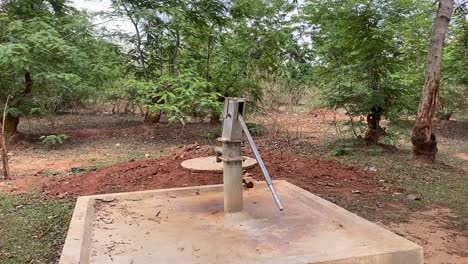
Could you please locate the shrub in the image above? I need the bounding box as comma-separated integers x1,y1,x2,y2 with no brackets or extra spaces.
207,128,221,140
246,122,266,137
40,134,68,148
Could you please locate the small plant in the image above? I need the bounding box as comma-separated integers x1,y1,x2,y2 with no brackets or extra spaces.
207,128,221,140
40,134,69,148
328,138,363,156
366,146,385,155
246,123,266,137
330,145,354,156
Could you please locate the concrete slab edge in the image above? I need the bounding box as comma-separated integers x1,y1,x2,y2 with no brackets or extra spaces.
59,180,424,264
59,196,94,264
277,180,424,263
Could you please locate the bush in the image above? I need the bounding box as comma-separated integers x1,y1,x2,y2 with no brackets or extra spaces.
138,71,222,124
40,134,68,148
246,122,266,137
328,138,364,156
330,145,354,156
207,128,221,140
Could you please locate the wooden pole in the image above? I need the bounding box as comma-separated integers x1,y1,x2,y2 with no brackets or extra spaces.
1,95,12,180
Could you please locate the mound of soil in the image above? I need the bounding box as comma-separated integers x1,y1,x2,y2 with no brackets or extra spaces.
44,147,378,200
249,152,378,200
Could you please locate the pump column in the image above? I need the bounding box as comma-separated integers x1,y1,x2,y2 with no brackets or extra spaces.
218,98,245,213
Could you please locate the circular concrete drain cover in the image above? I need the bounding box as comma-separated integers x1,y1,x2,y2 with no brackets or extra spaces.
181,156,257,172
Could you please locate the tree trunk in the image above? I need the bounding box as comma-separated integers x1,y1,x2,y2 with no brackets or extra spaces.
365,107,384,144
364,66,384,144
1,96,12,180
4,113,19,135
5,72,33,135
411,0,454,163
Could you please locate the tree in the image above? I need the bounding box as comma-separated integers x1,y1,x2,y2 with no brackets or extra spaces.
438,3,468,120
0,0,124,134
304,0,432,144
107,0,301,123
1,96,12,180
411,0,455,162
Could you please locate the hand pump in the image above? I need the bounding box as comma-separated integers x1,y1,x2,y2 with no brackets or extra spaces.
218,97,283,212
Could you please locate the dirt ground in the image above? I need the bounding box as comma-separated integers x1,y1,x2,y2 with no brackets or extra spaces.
1,110,467,264
43,145,378,201
388,208,468,264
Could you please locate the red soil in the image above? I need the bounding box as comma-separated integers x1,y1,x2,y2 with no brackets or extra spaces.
44,146,378,200
249,152,378,200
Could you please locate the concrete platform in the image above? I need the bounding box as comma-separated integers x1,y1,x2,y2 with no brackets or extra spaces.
60,181,423,264
181,156,257,172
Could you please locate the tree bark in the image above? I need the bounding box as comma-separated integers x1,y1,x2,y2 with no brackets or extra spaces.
4,114,19,135
4,72,33,135
365,107,384,144
364,66,384,144
1,96,12,180
411,0,454,163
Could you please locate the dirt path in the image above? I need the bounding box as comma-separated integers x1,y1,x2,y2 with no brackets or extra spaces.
387,208,468,264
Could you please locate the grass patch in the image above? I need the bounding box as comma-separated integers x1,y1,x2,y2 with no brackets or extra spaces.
0,193,74,263
330,144,468,225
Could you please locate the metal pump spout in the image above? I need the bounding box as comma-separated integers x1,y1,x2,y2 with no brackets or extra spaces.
218,97,283,213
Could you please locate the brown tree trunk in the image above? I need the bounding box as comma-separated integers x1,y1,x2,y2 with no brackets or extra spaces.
4,113,19,135
364,65,384,144
1,96,12,180
5,72,33,135
365,107,384,144
411,0,454,163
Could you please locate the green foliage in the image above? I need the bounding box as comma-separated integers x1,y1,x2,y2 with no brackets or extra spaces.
366,146,385,156
137,71,222,123
0,1,125,120
304,0,432,123
207,127,221,140
330,144,355,156
108,0,307,114
440,10,468,118
1,0,466,128
437,85,468,119
40,134,69,148
328,138,368,156
246,122,266,137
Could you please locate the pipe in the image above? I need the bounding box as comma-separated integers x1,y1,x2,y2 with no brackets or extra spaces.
222,141,243,213
238,114,284,211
